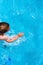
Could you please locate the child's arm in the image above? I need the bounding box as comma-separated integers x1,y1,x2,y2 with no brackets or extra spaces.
5,33,24,43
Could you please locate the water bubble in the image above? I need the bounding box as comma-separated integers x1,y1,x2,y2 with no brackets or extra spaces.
32,15,35,19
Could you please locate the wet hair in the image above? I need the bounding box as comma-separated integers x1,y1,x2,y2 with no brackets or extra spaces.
0,22,9,35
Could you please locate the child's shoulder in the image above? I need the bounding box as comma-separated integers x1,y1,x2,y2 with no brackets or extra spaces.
0,34,9,40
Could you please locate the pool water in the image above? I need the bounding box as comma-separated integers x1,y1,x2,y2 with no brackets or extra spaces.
0,0,43,65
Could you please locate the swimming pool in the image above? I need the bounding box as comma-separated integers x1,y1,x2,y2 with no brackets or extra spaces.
0,0,43,65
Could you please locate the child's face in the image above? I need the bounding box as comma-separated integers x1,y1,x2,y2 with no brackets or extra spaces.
1,25,5,30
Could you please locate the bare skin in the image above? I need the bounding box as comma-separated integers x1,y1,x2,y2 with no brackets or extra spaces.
0,33,24,43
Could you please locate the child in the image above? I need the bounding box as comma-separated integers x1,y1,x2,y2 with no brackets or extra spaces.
0,22,24,43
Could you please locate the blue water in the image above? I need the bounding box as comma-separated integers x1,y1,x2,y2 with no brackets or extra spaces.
0,0,43,65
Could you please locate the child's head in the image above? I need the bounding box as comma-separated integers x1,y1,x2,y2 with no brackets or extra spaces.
0,22,9,35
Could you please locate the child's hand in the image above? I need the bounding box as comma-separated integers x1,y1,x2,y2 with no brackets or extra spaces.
18,33,24,37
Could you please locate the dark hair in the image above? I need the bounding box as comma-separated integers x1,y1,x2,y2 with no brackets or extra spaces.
0,22,9,35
